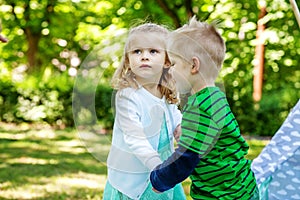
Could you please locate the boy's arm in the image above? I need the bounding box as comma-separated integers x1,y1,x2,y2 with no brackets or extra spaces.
150,145,200,192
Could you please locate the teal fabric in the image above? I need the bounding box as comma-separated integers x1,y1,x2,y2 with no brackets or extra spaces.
103,181,185,200
249,186,260,200
103,118,186,200
258,176,271,200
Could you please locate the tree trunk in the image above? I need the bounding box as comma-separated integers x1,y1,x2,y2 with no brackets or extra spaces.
184,0,193,19
253,6,266,102
156,0,181,27
24,27,41,73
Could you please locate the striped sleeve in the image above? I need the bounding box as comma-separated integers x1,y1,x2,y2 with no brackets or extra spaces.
178,88,228,156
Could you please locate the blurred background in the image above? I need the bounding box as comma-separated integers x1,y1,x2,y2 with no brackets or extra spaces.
0,0,300,136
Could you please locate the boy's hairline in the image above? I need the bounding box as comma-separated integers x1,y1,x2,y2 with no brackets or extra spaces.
167,18,225,69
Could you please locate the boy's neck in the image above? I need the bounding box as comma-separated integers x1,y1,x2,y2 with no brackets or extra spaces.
191,83,215,95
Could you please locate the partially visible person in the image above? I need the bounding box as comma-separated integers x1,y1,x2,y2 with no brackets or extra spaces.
150,16,259,200
0,34,8,43
103,22,186,200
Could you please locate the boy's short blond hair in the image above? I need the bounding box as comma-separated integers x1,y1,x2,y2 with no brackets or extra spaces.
167,16,226,72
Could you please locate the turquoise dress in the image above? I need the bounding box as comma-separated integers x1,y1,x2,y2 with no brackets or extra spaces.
103,118,186,200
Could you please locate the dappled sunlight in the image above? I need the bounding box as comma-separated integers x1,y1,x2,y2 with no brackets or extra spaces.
6,156,59,165
0,181,12,190
28,129,57,139
55,140,87,153
0,128,57,140
74,130,112,163
0,185,46,199
0,125,266,199
54,172,106,189
0,161,9,169
7,140,47,150
0,127,108,199
0,132,27,140
0,172,106,199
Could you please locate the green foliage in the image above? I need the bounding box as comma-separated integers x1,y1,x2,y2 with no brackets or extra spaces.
221,0,300,136
95,86,114,128
0,71,114,129
72,74,114,128
0,78,18,122
0,0,299,135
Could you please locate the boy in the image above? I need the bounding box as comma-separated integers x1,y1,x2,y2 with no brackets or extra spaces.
150,16,259,200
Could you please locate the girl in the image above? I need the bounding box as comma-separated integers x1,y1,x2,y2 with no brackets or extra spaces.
103,23,186,200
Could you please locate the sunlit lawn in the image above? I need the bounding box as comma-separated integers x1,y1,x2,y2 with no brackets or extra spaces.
0,124,268,199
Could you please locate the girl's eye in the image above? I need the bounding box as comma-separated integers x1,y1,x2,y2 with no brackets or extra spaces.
133,49,141,54
150,49,159,54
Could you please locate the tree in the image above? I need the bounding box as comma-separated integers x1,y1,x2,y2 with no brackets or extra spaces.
0,0,299,136
253,3,267,102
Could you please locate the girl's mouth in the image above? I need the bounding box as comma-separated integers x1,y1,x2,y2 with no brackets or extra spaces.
140,64,151,68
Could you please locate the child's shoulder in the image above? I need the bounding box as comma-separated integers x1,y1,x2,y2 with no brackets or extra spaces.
117,87,136,96
117,87,143,100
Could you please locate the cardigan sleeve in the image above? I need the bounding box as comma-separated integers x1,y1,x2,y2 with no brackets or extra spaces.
116,89,162,170
171,104,182,128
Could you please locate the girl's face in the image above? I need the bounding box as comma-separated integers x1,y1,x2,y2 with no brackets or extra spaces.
127,32,167,83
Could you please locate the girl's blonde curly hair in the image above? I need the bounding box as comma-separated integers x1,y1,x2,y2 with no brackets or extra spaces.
111,23,178,104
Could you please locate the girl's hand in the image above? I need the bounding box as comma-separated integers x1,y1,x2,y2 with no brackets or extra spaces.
173,125,182,142
152,187,162,193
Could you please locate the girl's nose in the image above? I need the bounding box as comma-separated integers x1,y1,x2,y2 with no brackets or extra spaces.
141,51,150,61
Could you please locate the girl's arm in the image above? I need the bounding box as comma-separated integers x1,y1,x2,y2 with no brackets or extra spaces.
116,90,162,170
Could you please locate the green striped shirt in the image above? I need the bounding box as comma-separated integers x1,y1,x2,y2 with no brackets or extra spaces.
179,87,257,200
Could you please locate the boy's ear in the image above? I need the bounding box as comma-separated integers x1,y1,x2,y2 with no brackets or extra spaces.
191,57,200,74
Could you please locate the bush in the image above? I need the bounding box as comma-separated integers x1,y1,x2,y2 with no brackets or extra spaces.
0,79,19,122
0,72,114,129
1,70,298,136
226,87,299,136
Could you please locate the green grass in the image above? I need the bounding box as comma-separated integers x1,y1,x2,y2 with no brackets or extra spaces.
0,124,109,200
0,124,268,199
246,138,270,160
